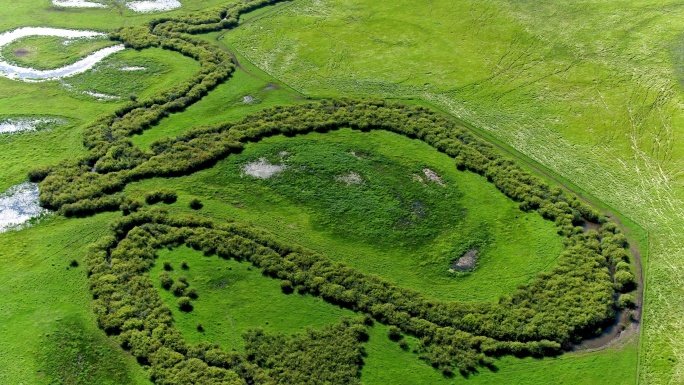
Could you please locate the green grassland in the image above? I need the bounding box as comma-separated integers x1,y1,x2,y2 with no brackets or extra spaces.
0,46,199,192
361,324,639,385
1,35,116,70
0,0,664,384
131,128,564,303
226,0,684,383
0,212,151,384
0,12,213,384
150,246,355,351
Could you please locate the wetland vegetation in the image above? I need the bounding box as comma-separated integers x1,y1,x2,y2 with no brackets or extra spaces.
0,0,660,384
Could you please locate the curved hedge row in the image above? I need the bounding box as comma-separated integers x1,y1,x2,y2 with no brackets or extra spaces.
30,0,288,208
89,195,630,380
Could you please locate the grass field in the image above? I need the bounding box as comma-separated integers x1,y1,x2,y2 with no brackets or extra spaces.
0,212,151,384
226,0,684,382
150,246,355,351
0,0,672,383
136,128,565,303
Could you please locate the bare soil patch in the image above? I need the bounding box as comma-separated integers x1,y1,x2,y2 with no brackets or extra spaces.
336,171,363,185
422,168,445,186
12,48,30,57
451,248,478,271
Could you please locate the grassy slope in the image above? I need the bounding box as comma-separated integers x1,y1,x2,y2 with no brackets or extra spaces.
226,0,684,382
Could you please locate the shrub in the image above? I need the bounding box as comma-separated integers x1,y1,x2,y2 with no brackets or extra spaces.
120,198,144,216
171,281,188,297
189,198,203,210
280,280,294,294
614,270,636,292
387,326,403,341
178,296,193,312
163,261,173,271
181,260,189,269
617,294,636,309
159,272,173,290
186,287,198,299
69,259,79,268
145,189,178,205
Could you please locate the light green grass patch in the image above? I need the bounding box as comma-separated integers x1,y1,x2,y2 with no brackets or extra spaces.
1,34,116,70
63,47,199,100
131,66,306,150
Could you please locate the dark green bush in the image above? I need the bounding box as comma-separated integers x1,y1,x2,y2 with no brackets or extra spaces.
178,296,193,312
159,272,173,290
388,326,403,341
145,189,178,205
189,198,203,210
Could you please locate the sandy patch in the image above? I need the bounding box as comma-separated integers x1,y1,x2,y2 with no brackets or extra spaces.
422,168,445,186
243,158,287,179
336,171,363,185
0,182,49,233
126,0,181,12
120,66,146,71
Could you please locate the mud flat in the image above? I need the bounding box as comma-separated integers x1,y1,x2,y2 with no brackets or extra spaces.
0,117,64,134
0,182,49,233
0,27,124,81
243,158,287,179
120,66,146,71
52,0,106,8
83,90,119,100
126,0,182,12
